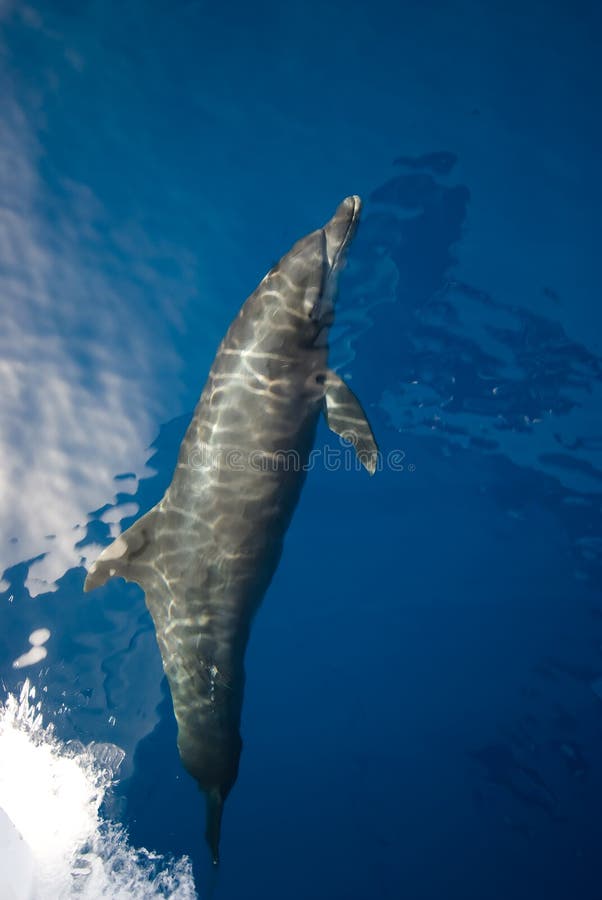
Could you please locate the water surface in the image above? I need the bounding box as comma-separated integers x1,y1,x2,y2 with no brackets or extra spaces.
1,1,601,897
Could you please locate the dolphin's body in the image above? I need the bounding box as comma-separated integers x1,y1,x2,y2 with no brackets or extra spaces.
85,196,377,863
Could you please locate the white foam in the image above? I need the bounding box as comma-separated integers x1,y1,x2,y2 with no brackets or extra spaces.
0,805,34,900
0,681,197,899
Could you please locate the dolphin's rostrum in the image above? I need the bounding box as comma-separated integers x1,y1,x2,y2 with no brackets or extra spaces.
84,196,378,864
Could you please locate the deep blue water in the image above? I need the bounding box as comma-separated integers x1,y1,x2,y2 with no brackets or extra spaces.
1,1,601,897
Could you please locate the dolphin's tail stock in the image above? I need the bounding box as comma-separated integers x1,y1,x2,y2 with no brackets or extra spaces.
83,504,160,594
205,787,224,866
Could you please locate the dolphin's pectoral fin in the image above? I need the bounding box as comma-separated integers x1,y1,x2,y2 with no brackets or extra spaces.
323,370,379,475
83,505,160,593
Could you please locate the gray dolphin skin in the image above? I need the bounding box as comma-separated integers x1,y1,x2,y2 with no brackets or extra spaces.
84,195,378,864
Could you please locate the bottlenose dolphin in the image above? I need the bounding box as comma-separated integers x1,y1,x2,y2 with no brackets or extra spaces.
84,196,378,864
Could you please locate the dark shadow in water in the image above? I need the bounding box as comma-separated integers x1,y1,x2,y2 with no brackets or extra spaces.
350,153,602,883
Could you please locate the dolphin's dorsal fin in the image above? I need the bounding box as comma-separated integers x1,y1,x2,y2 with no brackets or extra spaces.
83,504,160,593
323,370,379,474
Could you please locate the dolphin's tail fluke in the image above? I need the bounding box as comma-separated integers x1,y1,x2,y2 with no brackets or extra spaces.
205,788,224,866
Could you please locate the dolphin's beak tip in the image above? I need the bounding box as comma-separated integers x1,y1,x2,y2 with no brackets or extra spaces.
341,194,360,212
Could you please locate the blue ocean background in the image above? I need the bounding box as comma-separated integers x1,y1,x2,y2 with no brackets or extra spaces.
1,1,601,897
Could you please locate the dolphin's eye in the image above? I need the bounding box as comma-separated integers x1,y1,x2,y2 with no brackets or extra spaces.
309,298,322,321
315,373,326,385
